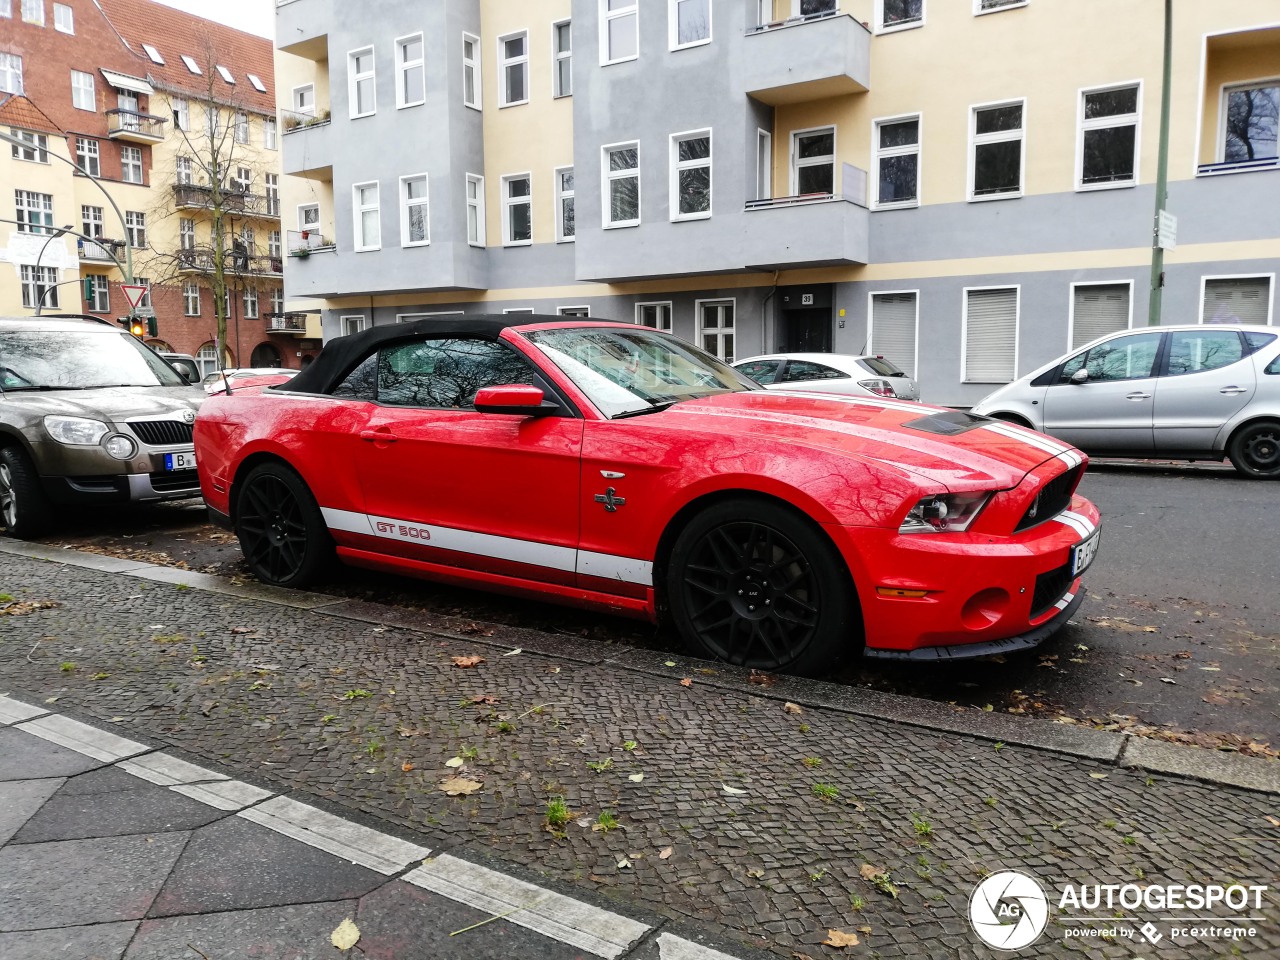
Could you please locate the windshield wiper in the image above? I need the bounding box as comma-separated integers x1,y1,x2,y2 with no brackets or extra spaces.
612,399,681,420
1,385,85,392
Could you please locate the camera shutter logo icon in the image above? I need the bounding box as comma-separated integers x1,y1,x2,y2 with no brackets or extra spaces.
969,870,1049,951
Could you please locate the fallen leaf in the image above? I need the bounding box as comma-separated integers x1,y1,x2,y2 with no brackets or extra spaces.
502,647,522,656
439,777,483,796
858,864,883,880
1160,678,1177,685
679,678,693,687
747,868,765,879
783,702,803,715
331,917,360,951
469,694,500,705
1089,773,1108,780
822,929,860,948
748,670,777,687
617,857,632,870
576,817,592,828
230,626,254,634
664,661,677,667
628,773,645,783
398,725,429,738
444,756,465,768
452,655,485,668
982,704,995,712
722,784,747,796
401,761,414,772
857,925,872,935
659,846,673,859
1264,816,1280,828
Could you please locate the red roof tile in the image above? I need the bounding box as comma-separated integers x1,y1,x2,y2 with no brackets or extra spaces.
0,94,64,135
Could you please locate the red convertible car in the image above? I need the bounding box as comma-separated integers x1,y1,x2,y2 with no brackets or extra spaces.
194,316,1100,675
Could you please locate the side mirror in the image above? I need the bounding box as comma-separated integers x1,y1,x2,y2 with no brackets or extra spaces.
1070,368,1090,385
473,384,558,417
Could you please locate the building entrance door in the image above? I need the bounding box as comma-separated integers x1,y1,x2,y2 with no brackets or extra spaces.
782,308,831,353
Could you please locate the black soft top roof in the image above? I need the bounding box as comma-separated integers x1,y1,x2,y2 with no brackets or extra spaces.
276,313,627,395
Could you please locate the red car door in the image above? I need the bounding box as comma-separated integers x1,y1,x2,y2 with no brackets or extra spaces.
351,337,583,586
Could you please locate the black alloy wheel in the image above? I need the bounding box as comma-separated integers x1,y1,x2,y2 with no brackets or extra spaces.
234,462,333,587
667,499,857,676
1227,420,1280,479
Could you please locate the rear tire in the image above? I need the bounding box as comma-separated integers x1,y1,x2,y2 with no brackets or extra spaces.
233,461,334,587
0,446,54,540
1227,420,1280,479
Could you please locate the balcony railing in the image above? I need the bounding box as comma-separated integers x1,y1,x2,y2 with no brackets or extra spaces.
748,4,842,34
287,229,334,255
266,312,307,332
105,108,167,143
172,184,281,218
178,248,284,275
1196,157,1279,176
78,238,122,262
282,109,332,135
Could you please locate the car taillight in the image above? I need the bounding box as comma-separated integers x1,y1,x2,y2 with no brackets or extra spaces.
859,378,894,397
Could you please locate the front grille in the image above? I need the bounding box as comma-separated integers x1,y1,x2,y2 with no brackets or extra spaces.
149,469,200,493
128,420,194,446
1030,562,1074,620
1015,463,1082,532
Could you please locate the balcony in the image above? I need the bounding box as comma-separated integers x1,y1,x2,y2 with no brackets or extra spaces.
741,11,870,104
266,312,307,334
742,194,869,270
286,230,335,256
172,185,280,219
276,2,327,59
178,248,284,276
105,108,167,144
78,238,122,263
281,111,333,179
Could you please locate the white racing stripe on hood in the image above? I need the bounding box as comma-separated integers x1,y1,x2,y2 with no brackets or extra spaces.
767,390,927,415
1055,511,1093,539
981,421,1071,456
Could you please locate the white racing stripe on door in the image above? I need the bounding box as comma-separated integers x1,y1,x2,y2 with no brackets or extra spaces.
320,507,652,586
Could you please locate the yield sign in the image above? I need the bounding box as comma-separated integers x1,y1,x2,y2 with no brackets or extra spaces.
121,284,148,310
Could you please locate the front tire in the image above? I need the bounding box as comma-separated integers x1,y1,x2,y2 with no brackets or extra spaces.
1227,420,1280,479
666,498,859,677
0,446,54,539
233,461,333,587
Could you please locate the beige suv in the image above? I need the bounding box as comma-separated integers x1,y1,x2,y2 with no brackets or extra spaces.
0,316,204,538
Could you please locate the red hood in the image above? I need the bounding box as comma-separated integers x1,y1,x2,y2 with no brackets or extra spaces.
665,391,1075,490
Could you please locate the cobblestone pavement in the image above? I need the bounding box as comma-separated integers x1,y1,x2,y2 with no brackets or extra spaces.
0,552,1276,959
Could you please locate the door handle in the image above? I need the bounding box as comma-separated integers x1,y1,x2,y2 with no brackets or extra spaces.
1124,392,1151,401
360,429,399,443
1219,386,1248,395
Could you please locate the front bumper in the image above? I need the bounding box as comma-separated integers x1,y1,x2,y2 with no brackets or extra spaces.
30,438,200,505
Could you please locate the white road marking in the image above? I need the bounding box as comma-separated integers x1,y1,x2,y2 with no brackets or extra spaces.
171,778,273,811
0,694,48,726
17,714,149,762
118,752,230,787
239,795,429,875
657,932,746,960
406,853,650,958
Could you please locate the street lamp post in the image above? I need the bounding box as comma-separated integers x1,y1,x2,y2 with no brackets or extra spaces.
33,224,75,316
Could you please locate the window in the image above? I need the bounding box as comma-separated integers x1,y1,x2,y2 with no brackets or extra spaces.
670,130,711,220
971,100,1024,199
558,306,590,317
396,33,425,108
466,174,485,246
262,173,279,216
963,286,1018,382
1223,82,1279,163
502,174,532,245
243,286,259,320
555,166,575,241
216,65,235,84
172,97,189,131
1202,276,1272,325
349,47,376,118
53,1,71,32
341,315,371,337
298,203,319,232
869,291,918,378
1166,330,1246,377
1060,332,1160,383
737,359,781,383
0,1,8,15
780,360,847,383
699,300,735,361
88,274,109,312
873,115,920,207
179,218,195,250
462,33,481,109
601,0,638,65
373,338,535,409
1078,84,1139,189
976,0,1025,11
125,210,146,248
183,282,200,316
20,0,41,24
877,0,922,31
234,111,249,143
293,84,315,117
143,43,164,64
181,55,201,75
499,32,528,107
670,0,710,49
248,73,267,93
636,301,672,331
553,20,572,98
755,129,772,200
353,181,381,251
263,117,277,149
400,173,429,246
11,129,48,163
20,266,58,309
603,142,640,226
69,137,95,177
268,230,281,258
14,190,53,233
117,90,140,131
231,166,251,194
70,69,94,110
206,105,222,138
270,288,284,314
793,127,835,196
81,205,103,240
503,307,536,314
1,54,23,95
175,156,192,185
1070,282,1131,349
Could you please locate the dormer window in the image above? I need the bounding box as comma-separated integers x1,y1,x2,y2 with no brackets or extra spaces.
248,73,266,93
216,65,234,84
181,55,201,74
142,43,164,64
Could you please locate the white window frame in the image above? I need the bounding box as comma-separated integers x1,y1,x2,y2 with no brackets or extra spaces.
269,288,284,315
298,203,320,232
635,301,673,332
974,0,1027,12
1075,81,1142,192
968,98,1026,202
1216,77,1280,164
183,282,201,317
268,229,281,258
292,84,315,117
669,0,712,50
0,53,21,96
866,289,920,380
20,0,42,25
352,180,381,252
501,173,533,246
602,140,641,228
341,315,372,336
503,307,536,315
498,31,530,108
554,165,575,242
557,305,591,317
466,173,486,246
125,210,146,249
669,128,712,221
175,155,193,185
20,265,58,309
265,173,280,216
142,43,165,63
234,111,249,144
14,190,53,233
961,284,1020,383
396,311,465,323
1068,280,1135,350
1199,273,1276,326
462,33,482,110
181,55,201,75
696,298,737,362
88,274,109,312
263,116,277,149
871,112,922,209
790,124,836,196
552,19,572,98
172,97,189,131
179,217,195,251
599,0,639,66
248,73,267,93
70,69,95,111
874,0,924,34
400,173,430,247
216,65,235,85
348,46,377,119
755,128,772,201
120,145,143,184
11,129,48,163
53,2,72,33
243,285,259,320
395,32,426,109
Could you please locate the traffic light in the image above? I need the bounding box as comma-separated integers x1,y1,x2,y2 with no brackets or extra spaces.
146,317,157,337
83,277,94,303
129,319,146,337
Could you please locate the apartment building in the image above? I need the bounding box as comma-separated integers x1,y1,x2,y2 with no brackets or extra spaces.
0,0,315,373
275,0,1279,404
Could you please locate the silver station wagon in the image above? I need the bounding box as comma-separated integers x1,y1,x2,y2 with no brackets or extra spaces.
971,324,1280,479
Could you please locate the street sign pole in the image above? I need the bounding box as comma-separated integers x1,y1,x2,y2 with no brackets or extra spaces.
1148,0,1173,326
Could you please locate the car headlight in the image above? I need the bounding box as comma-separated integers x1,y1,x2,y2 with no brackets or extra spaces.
899,492,991,534
104,435,137,460
44,416,109,446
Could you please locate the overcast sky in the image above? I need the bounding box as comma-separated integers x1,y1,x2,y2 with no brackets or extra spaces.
154,0,274,40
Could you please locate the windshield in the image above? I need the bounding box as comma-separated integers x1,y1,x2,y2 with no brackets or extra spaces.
524,327,757,418
0,331,186,390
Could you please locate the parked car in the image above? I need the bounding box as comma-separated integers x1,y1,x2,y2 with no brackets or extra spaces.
733,353,921,400
158,352,200,385
202,368,299,395
195,316,1099,675
0,316,205,538
971,324,1280,478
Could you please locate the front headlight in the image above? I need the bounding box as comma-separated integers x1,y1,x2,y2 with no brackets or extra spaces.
899,492,991,534
104,435,137,460
44,416,109,446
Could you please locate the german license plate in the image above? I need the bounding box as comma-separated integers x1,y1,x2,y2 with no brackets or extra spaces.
1070,527,1100,576
165,451,197,471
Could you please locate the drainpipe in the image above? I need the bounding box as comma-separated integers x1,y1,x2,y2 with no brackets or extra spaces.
759,271,780,353
1147,0,1173,326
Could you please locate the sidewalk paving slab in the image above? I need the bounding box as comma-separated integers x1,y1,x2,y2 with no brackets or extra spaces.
11,781,228,844
0,725,104,781
0,919,139,960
